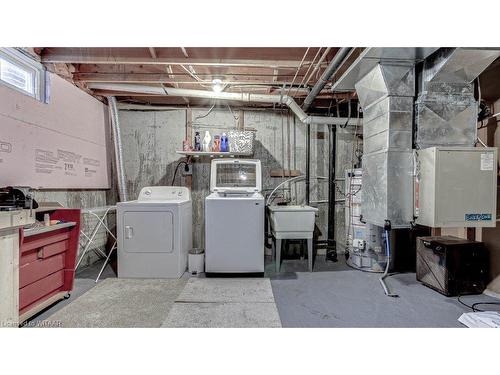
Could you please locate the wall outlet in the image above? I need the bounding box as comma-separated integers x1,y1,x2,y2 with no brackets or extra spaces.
353,239,366,250
182,163,193,176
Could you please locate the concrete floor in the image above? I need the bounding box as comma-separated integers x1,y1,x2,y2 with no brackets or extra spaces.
25,262,117,325
47,278,187,327
163,278,281,327
25,254,500,327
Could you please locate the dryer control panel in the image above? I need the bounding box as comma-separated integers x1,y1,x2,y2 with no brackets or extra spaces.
138,186,191,202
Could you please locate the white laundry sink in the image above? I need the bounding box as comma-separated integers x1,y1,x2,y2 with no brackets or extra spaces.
268,205,318,234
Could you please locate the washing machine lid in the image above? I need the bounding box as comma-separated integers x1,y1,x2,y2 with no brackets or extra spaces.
210,159,262,193
137,186,191,202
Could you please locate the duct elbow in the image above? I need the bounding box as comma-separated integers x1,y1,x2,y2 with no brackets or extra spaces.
282,95,294,106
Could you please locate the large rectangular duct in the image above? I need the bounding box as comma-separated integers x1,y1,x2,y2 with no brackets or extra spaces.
415,48,500,149
355,63,415,228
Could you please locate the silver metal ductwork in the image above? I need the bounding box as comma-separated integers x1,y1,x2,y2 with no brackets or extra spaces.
107,96,128,202
339,47,500,229
332,48,438,228
355,63,415,228
415,48,500,149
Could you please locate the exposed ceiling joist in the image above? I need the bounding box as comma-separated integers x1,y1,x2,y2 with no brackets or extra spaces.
35,47,356,112
180,47,189,58
148,47,157,59
42,53,326,68
90,89,349,99
72,72,312,86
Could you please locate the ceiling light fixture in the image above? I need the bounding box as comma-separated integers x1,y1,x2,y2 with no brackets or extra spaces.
212,78,223,93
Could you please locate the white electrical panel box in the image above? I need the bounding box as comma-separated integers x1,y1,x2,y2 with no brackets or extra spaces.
415,147,497,228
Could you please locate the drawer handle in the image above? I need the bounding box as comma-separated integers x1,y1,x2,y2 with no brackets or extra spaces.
125,226,134,239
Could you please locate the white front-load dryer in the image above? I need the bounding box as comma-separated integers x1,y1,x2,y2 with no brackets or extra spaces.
117,186,192,278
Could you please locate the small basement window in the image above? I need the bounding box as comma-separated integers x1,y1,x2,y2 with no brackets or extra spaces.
0,48,47,101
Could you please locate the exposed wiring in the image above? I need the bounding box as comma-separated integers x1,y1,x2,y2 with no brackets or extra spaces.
226,104,239,121
345,258,384,273
478,111,500,129
179,64,212,89
292,47,323,97
194,103,216,121
340,98,352,128
458,295,500,312
476,136,488,148
285,48,310,97
171,160,189,186
336,184,361,198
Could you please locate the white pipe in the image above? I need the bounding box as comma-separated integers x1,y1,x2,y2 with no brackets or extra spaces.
477,136,488,147
88,83,361,126
266,175,328,206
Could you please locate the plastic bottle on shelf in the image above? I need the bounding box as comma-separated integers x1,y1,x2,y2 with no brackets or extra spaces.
194,131,201,151
213,135,221,152
202,131,212,152
220,132,229,152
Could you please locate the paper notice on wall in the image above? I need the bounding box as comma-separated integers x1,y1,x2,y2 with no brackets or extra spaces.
480,153,494,171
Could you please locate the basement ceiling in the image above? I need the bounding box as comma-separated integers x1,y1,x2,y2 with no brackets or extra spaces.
34,47,362,111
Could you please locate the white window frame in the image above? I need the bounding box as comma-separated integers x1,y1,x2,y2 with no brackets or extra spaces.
0,48,47,102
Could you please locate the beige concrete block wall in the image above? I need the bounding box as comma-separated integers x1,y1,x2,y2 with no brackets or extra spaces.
118,108,356,252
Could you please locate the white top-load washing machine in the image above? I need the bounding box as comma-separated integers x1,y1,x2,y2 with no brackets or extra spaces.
117,186,192,278
205,159,264,273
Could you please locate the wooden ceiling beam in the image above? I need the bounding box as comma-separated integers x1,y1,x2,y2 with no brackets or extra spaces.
42,52,326,69
90,89,351,98
148,47,157,59
73,72,309,86
73,70,309,79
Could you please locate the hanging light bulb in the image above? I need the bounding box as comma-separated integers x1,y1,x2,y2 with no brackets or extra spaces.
212,78,223,93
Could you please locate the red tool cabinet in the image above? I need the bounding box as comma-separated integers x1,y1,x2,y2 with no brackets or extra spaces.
18,208,80,321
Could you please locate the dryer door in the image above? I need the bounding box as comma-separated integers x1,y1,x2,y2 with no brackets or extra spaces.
122,211,174,253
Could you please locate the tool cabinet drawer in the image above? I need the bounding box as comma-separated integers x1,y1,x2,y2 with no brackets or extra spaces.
19,253,65,289
19,270,65,310
38,240,69,258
